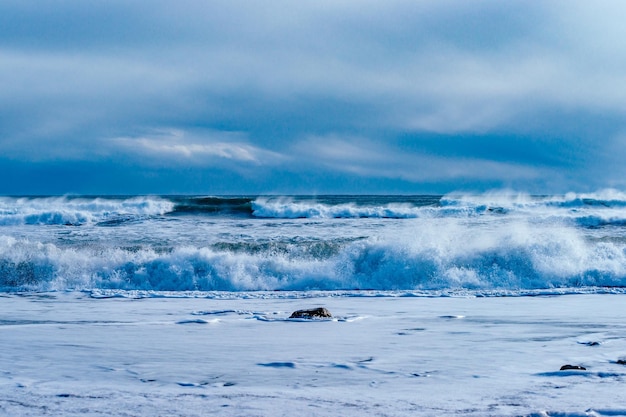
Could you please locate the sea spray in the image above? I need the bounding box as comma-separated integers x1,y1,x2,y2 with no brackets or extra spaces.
0,196,175,225
2,209,626,292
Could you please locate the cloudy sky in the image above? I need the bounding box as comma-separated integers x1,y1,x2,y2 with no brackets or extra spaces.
2,0,626,195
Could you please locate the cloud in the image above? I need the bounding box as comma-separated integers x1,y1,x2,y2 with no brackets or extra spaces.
1,0,626,193
111,130,286,167
294,134,544,184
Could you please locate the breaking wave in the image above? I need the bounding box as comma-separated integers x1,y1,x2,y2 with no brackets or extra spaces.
0,196,175,226
250,197,429,219
2,219,626,292
3,191,626,223
3,191,626,294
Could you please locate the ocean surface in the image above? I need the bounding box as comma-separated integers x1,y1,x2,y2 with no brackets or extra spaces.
4,192,626,416
2,191,626,295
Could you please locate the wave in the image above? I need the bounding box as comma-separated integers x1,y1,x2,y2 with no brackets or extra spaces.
250,190,626,220
170,196,254,216
3,191,626,224
442,189,626,211
555,190,626,208
439,190,626,227
250,197,432,219
164,195,443,219
0,196,175,226
576,215,626,228
2,220,626,292
0,195,444,223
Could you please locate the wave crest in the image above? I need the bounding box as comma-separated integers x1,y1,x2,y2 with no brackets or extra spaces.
0,196,175,225
2,221,626,292
251,197,427,219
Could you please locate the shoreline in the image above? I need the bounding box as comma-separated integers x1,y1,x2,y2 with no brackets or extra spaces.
2,292,625,416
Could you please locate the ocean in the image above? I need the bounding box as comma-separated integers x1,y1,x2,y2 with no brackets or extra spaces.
3,193,626,416
1,192,626,294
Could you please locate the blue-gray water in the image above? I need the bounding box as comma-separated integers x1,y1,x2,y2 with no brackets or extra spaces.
2,192,626,294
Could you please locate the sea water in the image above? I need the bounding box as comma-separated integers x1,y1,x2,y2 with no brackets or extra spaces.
2,192,626,416
2,192,626,293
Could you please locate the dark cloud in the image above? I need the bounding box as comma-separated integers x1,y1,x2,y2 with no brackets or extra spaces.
1,1,626,194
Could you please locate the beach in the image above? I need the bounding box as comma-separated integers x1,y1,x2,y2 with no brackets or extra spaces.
2,291,626,416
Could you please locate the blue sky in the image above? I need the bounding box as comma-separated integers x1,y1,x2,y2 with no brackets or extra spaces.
2,0,626,194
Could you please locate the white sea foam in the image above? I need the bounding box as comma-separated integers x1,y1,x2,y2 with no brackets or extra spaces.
250,191,626,226
0,196,175,225
2,192,626,293
251,197,426,219
1,215,625,292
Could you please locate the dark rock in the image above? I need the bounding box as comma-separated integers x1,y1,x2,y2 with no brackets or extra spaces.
289,307,332,319
616,359,626,365
258,362,296,368
560,364,586,371
579,341,601,346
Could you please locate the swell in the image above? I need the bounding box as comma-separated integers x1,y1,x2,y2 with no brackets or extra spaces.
250,197,438,219
441,189,626,211
169,196,254,216
2,226,626,292
4,192,626,223
172,195,443,219
0,195,445,223
250,191,626,220
0,196,176,226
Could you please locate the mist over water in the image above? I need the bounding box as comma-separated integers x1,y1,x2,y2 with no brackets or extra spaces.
1,192,626,294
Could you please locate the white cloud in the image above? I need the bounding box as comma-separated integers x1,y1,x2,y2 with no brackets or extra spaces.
111,130,285,166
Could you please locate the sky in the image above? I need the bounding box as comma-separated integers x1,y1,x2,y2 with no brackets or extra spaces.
1,0,626,195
